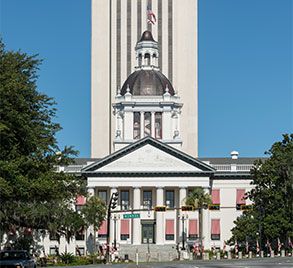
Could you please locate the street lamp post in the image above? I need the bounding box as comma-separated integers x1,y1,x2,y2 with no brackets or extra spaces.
113,214,120,250
106,192,119,263
179,214,188,250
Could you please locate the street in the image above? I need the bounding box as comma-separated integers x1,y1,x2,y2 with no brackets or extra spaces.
50,257,293,268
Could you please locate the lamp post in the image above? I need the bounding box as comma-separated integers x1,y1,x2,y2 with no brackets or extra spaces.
112,214,120,250
179,214,188,250
106,192,119,263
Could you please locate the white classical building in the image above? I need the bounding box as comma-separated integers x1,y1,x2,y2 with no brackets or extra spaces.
44,31,258,261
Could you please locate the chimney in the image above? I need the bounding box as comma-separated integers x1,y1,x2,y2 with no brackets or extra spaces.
230,151,239,160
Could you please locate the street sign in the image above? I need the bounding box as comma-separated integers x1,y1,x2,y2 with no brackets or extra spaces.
123,213,140,219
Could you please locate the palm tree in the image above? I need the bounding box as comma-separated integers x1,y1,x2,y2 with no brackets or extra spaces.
185,187,211,253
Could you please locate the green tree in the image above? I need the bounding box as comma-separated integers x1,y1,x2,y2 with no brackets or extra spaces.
230,134,293,249
81,196,107,252
0,40,106,249
185,187,211,250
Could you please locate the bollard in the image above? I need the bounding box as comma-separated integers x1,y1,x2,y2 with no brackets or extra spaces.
189,252,193,260
135,249,138,266
260,251,264,258
270,251,274,258
249,251,252,259
216,252,221,260
228,251,232,259
238,252,242,259
281,250,285,257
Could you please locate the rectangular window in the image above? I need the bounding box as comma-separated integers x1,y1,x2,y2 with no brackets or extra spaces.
98,220,107,238
120,219,130,240
165,190,174,208
165,219,174,240
121,190,130,210
75,231,85,241
75,195,86,212
155,112,162,139
143,190,152,209
144,112,151,137
98,190,107,204
49,247,58,256
133,112,141,139
49,233,58,241
236,189,246,210
188,219,198,239
211,219,220,240
209,189,220,210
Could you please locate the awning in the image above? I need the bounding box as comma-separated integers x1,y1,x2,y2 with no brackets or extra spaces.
211,189,220,204
211,219,220,235
120,219,130,235
165,219,174,235
189,219,198,235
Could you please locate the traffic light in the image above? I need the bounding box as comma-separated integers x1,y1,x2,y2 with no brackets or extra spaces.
240,204,252,211
181,206,193,211
110,192,119,210
154,206,166,212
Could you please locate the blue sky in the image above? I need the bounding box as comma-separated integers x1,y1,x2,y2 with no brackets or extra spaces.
1,0,292,158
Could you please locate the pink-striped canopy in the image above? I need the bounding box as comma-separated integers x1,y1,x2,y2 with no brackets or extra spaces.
189,219,198,235
211,219,220,235
165,219,174,235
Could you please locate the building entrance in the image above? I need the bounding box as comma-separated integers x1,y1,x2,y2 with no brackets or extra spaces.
142,223,155,244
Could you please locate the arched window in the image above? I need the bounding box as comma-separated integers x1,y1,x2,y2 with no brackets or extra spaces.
144,53,151,65
144,112,151,136
138,54,142,67
155,112,162,139
133,112,141,139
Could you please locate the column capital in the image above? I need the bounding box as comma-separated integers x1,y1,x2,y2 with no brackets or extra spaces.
133,186,141,190
156,186,164,190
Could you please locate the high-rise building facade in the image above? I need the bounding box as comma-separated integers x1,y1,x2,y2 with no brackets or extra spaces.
91,0,198,158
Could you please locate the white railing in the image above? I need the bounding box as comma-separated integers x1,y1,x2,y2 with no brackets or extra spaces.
212,164,253,172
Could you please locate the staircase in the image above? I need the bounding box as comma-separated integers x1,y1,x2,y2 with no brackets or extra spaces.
118,244,179,262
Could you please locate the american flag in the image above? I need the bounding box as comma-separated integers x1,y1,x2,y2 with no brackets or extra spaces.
147,3,156,24
223,241,226,253
266,239,272,252
245,240,249,253
235,240,238,254
277,237,282,252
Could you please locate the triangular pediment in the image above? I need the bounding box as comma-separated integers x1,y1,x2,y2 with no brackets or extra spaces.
82,137,214,174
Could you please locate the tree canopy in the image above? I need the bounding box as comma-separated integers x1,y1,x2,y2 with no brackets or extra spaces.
0,40,106,249
230,134,293,250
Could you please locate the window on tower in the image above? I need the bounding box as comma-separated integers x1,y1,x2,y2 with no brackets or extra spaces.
145,53,150,65
144,112,151,137
138,54,142,67
133,112,141,139
155,112,162,139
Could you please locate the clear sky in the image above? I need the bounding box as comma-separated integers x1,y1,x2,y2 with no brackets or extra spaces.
1,0,292,158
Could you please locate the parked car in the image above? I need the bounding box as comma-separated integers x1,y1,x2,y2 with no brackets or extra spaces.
0,250,36,268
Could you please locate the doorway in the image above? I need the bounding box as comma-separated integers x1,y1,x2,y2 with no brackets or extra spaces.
142,223,155,244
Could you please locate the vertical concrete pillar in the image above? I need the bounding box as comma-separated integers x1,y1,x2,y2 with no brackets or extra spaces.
156,187,164,245
140,112,144,138
151,112,155,137
202,187,210,249
133,187,141,244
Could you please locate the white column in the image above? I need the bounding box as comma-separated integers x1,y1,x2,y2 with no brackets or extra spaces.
202,187,210,249
133,187,141,244
140,112,144,138
86,187,95,253
156,187,164,245
151,112,155,137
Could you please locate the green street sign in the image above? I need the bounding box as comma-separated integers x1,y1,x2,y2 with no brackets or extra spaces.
123,213,140,219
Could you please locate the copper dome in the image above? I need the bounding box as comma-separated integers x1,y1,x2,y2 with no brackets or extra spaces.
120,69,175,96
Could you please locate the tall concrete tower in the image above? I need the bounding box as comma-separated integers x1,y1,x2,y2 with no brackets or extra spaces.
91,0,198,158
